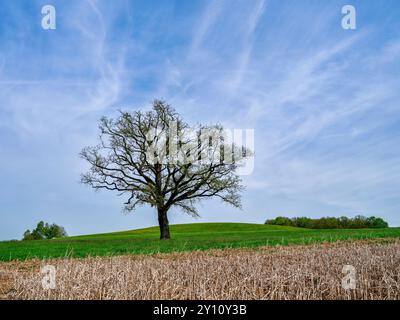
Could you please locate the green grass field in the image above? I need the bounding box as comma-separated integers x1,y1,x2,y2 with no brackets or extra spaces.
1,223,400,261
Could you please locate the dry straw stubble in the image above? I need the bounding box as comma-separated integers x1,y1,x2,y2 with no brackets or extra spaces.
5,240,400,300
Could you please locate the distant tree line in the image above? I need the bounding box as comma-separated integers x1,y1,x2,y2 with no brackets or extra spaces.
23,221,67,240
265,215,389,229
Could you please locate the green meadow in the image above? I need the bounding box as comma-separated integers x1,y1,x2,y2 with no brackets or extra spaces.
1,223,400,261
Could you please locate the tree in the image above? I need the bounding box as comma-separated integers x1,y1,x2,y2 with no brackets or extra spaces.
366,216,388,229
22,221,67,240
80,100,251,240
23,230,36,241
292,217,313,228
44,223,68,239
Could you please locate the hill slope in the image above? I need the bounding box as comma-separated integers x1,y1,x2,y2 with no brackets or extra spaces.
1,223,400,261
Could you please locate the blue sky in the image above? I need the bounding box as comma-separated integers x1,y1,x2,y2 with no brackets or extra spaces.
0,0,400,240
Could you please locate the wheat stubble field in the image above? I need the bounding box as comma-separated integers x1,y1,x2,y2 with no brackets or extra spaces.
1,239,399,300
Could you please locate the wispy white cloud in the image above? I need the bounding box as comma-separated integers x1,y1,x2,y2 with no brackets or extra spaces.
154,1,400,224
0,1,129,138
1,0,400,240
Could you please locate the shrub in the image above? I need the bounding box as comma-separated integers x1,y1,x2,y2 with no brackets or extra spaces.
265,216,293,227
22,221,67,241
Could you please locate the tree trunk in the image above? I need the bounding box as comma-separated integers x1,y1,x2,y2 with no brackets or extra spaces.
158,207,171,240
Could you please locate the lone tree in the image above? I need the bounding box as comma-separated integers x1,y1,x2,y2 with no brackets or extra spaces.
81,100,251,239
